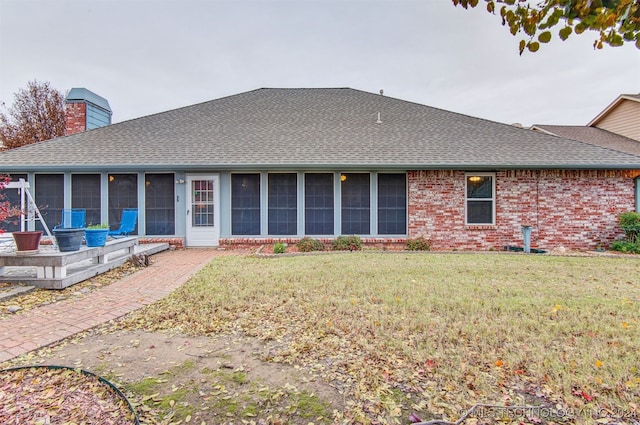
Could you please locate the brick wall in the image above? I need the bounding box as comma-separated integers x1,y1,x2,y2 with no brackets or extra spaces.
219,237,408,251
139,237,184,249
65,102,86,135
408,170,638,251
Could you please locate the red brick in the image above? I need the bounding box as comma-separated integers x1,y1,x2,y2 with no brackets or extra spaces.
408,169,637,251
65,102,87,135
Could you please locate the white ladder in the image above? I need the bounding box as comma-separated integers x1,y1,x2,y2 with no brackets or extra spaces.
5,178,52,238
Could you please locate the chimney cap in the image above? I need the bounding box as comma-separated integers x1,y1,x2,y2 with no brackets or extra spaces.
66,88,112,114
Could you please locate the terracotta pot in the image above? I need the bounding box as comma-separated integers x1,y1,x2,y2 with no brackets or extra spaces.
12,231,43,254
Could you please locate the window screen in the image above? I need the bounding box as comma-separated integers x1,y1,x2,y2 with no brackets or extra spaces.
35,174,64,231
305,173,334,235
108,174,138,234
0,174,27,232
146,174,175,235
341,173,370,235
378,173,407,234
72,174,101,227
268,173,297,235
231,174,260,235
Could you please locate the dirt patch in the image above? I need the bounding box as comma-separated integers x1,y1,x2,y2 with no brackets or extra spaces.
10,329,344,424
56,329,340,399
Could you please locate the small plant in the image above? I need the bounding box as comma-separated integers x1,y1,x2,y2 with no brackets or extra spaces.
331,235,362,251
406,236,430,251
273,242,286,254
296,237,325,252
87,223,109,229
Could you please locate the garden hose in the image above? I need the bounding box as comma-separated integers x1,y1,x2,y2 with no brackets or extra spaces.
0,364,140,424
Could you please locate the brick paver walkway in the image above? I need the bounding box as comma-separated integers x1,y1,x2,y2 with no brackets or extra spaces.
0,248,225,363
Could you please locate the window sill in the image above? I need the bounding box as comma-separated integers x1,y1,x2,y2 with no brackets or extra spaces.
465,225,496,230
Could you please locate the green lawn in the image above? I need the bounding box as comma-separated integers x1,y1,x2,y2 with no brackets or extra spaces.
123,253,640,424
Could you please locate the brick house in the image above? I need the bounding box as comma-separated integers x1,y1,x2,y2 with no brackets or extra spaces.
1,88,639,250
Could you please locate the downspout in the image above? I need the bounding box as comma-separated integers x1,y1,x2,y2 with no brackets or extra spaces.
636,177,640,213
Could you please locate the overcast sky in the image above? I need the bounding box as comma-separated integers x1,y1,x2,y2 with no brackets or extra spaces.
1,0,638,127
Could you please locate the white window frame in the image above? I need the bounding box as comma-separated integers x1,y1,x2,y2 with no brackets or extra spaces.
465,172,496,225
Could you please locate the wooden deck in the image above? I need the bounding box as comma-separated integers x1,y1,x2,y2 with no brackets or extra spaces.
0,237,169,289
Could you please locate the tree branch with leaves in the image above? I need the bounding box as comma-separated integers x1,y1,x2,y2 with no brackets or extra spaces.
453,0,640,53
0,80,66,151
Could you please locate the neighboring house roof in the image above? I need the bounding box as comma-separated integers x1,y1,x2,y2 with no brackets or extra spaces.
588,93,640,127
1,88,639,171
531,125,640,156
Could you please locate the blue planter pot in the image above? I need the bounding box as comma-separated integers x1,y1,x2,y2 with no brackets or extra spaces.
53,228,85,252
85,228,109,247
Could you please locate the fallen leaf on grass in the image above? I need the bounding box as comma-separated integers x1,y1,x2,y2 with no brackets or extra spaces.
0,367,135,424
572,389,594,402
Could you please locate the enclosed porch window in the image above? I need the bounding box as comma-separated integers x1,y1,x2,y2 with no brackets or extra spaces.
378,173,407,234
35,174,64,231
304,173,334,235
145,173,175,235
341,173,370,234
0,174,28,232
108,174,138,234
231,173,261,235
268,173,297,235
72,174,101,227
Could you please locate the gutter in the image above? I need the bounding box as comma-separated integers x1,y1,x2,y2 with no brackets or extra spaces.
2,163,640,173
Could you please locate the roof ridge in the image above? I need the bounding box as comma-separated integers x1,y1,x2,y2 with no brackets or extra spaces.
258,87,352,90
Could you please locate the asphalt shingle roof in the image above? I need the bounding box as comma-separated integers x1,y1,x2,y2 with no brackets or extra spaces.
1,88,639,171
533,125,640,156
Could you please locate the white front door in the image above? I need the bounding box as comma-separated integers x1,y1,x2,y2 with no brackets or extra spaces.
186,175,220,247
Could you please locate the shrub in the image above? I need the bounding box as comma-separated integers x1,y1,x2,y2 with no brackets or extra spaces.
618,212,640,243
273,242,287,254
611,212,640,254
296,237,325,252
331,235,362,251
611,240,640,254
406,237,430,251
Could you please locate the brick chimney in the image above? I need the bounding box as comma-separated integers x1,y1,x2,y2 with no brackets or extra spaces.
65,88,112,136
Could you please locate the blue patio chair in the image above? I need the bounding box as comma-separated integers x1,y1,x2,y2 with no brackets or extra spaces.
108,209,138,237
54,208,86,229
